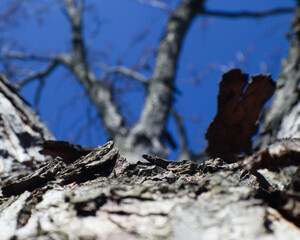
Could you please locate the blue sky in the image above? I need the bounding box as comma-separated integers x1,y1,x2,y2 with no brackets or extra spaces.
0,0,296,159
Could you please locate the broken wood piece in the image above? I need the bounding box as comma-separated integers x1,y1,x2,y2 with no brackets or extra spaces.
205,69,275,163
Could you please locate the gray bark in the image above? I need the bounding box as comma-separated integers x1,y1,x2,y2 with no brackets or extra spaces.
1,137,300,240
256,6,300,150
0,72,54,180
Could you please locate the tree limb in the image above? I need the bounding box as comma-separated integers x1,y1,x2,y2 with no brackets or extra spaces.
17,59,60,87
0,52,55,62
33,77,45,112
135,0,170,11
63,0,128,139
201,7,294,19
133,0,205,139
94,63,149,85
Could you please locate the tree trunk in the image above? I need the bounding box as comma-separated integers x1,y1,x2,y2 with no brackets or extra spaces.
256,6,300,150
0,73,54,181
0,72,300,239
1,3,300,240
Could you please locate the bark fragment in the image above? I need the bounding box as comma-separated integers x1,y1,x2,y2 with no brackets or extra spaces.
240,138,300,223
1,140,300,239
40,140,92,163
1,157,64,196
206,69,275,162
256,6,300,150
242,138,300,171
2,141,119,196
0,72,55,184
57,141,119,184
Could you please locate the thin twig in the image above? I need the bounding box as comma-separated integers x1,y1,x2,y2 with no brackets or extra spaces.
0,52,55,62
94,63,149,85
33,77,45,112
17,59,59,87
171,108,206,161
135,0,170,11
201,7,294,19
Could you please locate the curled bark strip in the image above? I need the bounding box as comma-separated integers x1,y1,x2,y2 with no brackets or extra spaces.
242,138,300,171
205,69,275,163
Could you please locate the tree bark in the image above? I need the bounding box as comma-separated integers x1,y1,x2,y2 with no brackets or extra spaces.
256,6,300,150
0,71,300,239
0,72,54,180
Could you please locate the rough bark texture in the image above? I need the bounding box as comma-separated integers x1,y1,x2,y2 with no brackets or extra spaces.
1,2,300,239
1,140,300,240
256,5,300,150
40,140,92,164
0,70,300,239
0,72,54,182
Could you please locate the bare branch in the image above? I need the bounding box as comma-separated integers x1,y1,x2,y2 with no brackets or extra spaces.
33,77,45,112
64,0,87,66
0,52,72,85
201,7,294,19
63,0,128,138
171,109,205,162
1,37,128,140
171,109,191,160
135,0,170,11
94,63,149,85
17,59,60,87
0,52,55,62
133,45,153,71
117,28,151,65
